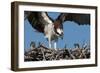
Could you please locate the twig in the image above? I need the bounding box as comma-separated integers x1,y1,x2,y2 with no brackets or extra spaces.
40,48,46,61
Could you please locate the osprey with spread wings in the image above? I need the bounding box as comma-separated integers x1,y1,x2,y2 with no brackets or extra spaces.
24,11,90,49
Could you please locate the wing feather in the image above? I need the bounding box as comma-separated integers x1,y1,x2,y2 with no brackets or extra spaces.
57,13,90,25
24,11,53,33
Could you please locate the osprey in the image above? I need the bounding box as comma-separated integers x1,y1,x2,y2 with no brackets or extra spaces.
25,11,90,50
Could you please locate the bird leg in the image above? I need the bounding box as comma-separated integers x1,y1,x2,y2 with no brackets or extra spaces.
48,37,51,49
54,42,57,50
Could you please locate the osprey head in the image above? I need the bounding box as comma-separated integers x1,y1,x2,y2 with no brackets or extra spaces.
54,20,63,38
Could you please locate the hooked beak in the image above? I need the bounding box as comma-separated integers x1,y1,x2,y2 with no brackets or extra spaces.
60,32,63,39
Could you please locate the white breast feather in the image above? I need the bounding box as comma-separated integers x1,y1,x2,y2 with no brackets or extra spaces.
44,24,54,38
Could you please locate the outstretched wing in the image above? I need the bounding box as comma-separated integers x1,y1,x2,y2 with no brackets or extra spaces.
25,11,53,33
57,13,90,25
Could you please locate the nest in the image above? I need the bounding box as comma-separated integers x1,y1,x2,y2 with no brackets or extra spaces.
24,44,90,61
